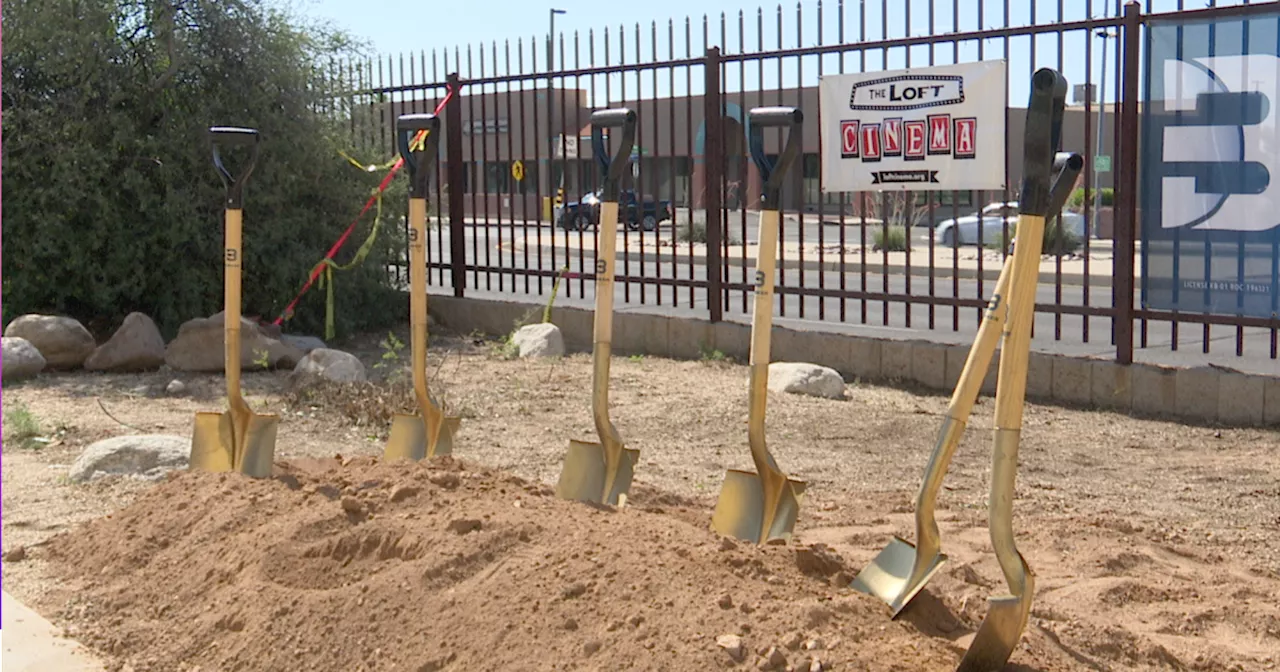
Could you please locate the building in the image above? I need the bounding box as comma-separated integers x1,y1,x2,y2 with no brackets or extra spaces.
379,85,1122,224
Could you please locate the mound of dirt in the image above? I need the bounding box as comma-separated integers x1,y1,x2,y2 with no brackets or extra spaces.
40,456,991,672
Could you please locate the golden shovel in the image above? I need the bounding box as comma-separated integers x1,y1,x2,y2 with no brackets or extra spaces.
555,108,640,506
956,66,1068,672
850,150,1083,617
384,113,461,462
190,126,279,478
709,106,808,545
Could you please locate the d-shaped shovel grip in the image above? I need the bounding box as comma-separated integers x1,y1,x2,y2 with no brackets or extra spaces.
1018,68,1068,217
591,108,637,202
747,107,804,210
210,127,261,210
397,114,443,199
1048,152,1084,218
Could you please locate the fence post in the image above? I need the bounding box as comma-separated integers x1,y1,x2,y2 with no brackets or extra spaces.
704,47,724,323
446,72,467,298
1114,1,1141,365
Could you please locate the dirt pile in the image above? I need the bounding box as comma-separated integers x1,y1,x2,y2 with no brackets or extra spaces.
38,452,1279,672
42,457,986,672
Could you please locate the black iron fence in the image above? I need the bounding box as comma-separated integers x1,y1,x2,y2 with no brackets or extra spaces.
336,0,1279,366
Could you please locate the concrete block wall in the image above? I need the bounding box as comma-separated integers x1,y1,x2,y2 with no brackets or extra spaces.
428,294,1280,428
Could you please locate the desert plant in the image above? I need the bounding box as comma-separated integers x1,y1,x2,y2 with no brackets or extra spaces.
872,226,910,252
4,401,45,450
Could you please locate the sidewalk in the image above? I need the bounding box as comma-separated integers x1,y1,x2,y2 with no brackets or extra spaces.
2,591,106,671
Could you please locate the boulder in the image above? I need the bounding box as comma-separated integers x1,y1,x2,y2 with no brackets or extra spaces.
84,312,166,372
511,323,564,358
164,311,304,372
280,334,327,354
292,348,368,383
68,435,190,482
2,337,46,382
767,362,847,400
3,314,96,369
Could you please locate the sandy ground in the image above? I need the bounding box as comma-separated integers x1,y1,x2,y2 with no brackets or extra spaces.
2,322,1278,671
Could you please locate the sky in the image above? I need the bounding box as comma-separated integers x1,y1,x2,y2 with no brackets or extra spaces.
291,0,1255,107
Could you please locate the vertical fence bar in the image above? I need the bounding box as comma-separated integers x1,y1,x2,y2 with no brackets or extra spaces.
704,46,724,323
447,72,467,298
1114,0,1140,365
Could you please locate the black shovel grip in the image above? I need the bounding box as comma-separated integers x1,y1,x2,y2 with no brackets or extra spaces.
1047,152,1084,219
591,107,637,202
1018,68,1069,217
747,106,804,210
210,126,261,210
397,113,443,199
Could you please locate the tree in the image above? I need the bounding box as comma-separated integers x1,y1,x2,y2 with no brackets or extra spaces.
2,0,402,340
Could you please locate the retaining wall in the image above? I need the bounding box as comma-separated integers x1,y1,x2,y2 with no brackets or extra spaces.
426,294,1280,428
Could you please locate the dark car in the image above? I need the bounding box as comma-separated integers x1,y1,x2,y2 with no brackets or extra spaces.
557,189,673,232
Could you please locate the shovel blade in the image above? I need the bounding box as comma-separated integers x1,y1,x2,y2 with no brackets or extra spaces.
385,413,428,462
555,439,639,506
955,591,1034,672
429,414,462,457
710,469,807,544
850,537,948,618
238,412,279,478
190,412,235,473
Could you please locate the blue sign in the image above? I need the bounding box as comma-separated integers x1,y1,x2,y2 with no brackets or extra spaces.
1141,11,1280,319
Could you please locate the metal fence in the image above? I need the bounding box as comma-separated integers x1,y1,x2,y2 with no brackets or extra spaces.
339,0,1279,366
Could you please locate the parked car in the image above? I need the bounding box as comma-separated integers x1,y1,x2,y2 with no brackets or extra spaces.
933,201,1087,247
557,189,673,232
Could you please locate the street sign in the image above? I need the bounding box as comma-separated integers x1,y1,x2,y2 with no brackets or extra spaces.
1094,154,1112,173
511,160,525,182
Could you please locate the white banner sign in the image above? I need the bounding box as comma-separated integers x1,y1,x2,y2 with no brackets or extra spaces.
819,59,1007,192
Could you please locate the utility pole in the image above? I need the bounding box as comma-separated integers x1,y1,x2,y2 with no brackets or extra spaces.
1094,22,1115,234
548,8,567,219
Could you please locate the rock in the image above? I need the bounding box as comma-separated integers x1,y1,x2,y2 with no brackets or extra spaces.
280,334,327,354
583,640,602,655
767,363,846,400
291,348,368,384
562,618,579,631
68,435,190,482
719,538,738,552
448,519,482,535
3,546,27,563
759,647,787,671
718,593,734,609
84,312,166,372
783,632,805,651
4,314,96,369
340,497,366,516
389,485,421,503
511,323,564,358
165,379,187,395
164,311,304,372
2,337,46,382
803,638,824,651
717,634,746,663
561,582,588,600
807,657,823,672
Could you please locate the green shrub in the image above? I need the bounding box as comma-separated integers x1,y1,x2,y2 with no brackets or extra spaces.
993,220,1082,256
872,226,909,252
1,0,399,340
1066,187,1115,210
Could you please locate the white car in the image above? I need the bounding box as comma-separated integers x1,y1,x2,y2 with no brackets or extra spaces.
933,201,1087,247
